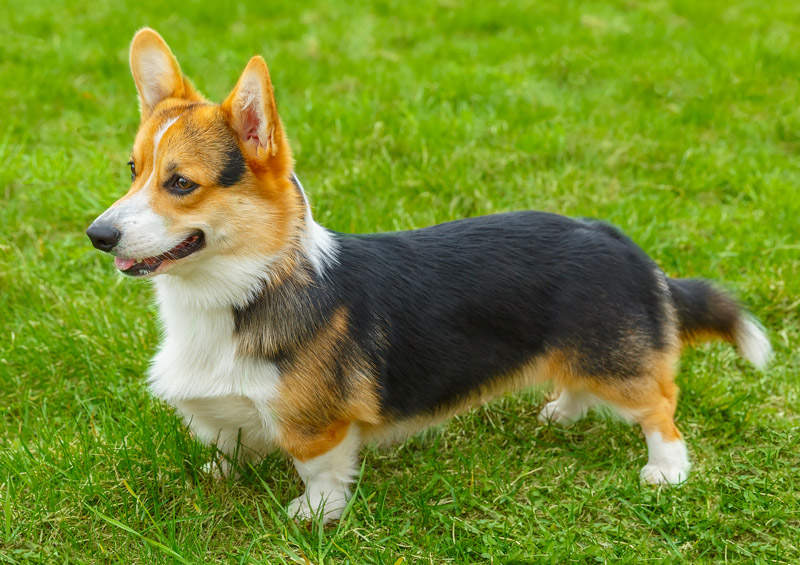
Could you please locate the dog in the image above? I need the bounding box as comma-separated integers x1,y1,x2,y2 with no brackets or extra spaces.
86,28,771,523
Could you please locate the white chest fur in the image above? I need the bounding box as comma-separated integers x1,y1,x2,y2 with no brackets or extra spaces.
147,264,281,456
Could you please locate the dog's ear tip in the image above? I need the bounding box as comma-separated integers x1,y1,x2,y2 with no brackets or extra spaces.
242,55,270,77
130,28,175,59
132,27,163,43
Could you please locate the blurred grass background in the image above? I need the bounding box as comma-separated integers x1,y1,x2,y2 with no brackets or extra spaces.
1,0,798,562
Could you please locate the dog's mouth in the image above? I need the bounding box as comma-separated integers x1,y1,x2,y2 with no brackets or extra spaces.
114,231,205,277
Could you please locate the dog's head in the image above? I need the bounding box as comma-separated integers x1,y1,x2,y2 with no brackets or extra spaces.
87,28,302,278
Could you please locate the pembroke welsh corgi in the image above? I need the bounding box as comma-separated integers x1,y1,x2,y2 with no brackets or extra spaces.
87,28,771,523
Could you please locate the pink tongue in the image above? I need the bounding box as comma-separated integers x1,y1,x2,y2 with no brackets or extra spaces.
115,257,137,271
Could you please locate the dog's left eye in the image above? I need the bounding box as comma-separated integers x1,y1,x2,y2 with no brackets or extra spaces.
128,160,136,181
167,175,199,195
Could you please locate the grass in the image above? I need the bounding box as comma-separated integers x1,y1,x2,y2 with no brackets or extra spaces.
1,0,799,562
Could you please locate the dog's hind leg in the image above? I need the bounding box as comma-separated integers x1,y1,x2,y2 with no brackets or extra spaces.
587,353,690,485
634,376,690,485
538,388,598,426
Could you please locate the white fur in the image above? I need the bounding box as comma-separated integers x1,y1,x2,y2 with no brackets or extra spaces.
154,254,274,310
538,390,598,426
151,116,179,152
150,263,279,400
292,174,338,276
288,424,360,523
735,316,772,369
640,431,690,485
149,261,282,461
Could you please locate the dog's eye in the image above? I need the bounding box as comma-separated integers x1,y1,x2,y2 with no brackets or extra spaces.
167,175,199,195
128,160,136,181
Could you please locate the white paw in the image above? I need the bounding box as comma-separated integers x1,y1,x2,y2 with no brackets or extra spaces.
641,433,690,485
201,458,237,479
640,461,690,485
287,488,349,524
538,399,582,426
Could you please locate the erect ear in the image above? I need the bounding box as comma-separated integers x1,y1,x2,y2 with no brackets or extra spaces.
129,28,201,119
221,56,287,163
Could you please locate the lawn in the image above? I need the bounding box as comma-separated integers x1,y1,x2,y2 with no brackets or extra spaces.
1,0,799,562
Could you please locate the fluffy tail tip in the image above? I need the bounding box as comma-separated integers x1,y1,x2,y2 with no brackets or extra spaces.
735,316,772,369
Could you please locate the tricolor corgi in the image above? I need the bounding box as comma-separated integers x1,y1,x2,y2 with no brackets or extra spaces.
87,28,771,523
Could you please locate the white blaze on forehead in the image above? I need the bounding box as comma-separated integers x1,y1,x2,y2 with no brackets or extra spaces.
154,115,180,152
143,115,180,189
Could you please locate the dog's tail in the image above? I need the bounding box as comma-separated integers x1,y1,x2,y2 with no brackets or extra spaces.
667,278,771,369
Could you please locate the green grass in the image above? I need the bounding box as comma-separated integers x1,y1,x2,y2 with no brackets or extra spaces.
1,0,799,562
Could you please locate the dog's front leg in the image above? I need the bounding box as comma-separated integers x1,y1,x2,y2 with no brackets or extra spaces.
191,420,247,479
175,398,268,479
282,421,361,524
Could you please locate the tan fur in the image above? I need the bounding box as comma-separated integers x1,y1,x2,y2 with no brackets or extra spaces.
120,108,303,261
679,327,736,347
365,337,684,445
555,348,683,440
281,419,352,462
274,308,382,460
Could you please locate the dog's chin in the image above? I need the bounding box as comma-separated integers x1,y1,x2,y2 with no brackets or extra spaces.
114,231,205,278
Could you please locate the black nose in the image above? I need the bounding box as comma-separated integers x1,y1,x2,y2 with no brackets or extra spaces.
86,223,121,252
